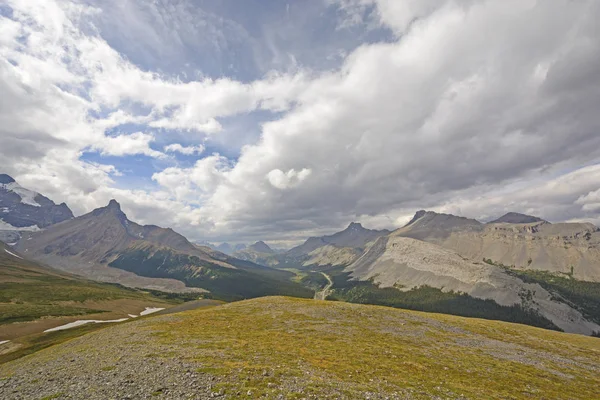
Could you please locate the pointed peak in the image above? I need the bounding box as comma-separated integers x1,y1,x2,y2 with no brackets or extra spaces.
347,222,364,229
107,199,121,210
249,240,274,253
91,199,126,220
405,210,428,227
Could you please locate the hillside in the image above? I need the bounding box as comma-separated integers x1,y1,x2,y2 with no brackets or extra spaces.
343,236,600,335
0,241,183,357
15,200,313,301
1,297,598,399
396,210,600,281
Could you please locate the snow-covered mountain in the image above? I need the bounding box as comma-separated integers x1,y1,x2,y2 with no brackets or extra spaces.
0,174,73,234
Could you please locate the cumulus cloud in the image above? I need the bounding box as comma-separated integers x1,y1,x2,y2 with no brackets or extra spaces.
92,132,165,158
267,168,312,190
2,0,600,244
164,143,205,156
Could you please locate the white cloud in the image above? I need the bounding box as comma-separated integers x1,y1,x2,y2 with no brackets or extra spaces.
267,168,312,190
164,143,205,156
2,0,600,245
91,132,164,158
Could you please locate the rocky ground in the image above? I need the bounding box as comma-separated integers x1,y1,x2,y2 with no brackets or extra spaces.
1,297,599,399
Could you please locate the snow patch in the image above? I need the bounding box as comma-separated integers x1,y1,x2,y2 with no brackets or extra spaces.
44,318,129,333
0,340,10,345
128,314,138,318
0,182,41,207
140,307,165,316
4,249,22,259
0,219,41,231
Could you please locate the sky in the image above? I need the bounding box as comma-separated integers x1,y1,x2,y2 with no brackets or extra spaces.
1,0,600,246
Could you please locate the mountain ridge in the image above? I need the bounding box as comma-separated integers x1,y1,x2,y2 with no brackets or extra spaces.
344,235,600,335
394,210,600,281
15,200,312,300
0,174,73,236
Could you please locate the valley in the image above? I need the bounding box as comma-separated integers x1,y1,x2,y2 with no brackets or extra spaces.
1,174,599,399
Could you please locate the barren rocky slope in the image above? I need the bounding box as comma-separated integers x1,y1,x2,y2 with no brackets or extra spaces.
345,236,600,335
395,211,600,281
1,297,598,399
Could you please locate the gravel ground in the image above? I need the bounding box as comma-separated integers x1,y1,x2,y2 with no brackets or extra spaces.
1,297,598,400
0,313,414,400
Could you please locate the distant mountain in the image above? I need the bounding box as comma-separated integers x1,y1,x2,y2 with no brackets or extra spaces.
399,210,483,240
16,200,312,300
248,241,274,254
0,174,73,234
233,241,278,266
395,210,600,281
345,235,600,335
212,242,246,255
244,222,391,269
288,222,390,257
488,212,546,224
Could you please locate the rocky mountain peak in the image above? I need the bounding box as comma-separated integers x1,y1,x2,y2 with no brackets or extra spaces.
107,199,121,211
248,240,274,254
488,212,546,224
346,222,364,230
92,200,127,223
0,174,15,184
0,174,74,231
405,210,428,227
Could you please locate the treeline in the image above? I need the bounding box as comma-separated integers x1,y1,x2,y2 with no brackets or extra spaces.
109,248,313,302
507,269,600,324
322,267,561,331
482,258,600,325
300,272,330,290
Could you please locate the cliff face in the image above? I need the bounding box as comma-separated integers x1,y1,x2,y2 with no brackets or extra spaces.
345,235,600,335
395,211,600,281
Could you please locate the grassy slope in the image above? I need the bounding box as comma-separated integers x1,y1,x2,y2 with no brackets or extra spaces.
0,247,182,325
2,297,598,399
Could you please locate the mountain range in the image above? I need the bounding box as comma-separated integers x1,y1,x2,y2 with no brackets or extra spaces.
395,210,600,281
234,222,391,268
15,199,311,301
1,173,599,335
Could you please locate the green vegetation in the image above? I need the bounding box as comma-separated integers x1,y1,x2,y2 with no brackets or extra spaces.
0,256,177,326
508,269,600,324
0,304,103,325
0,322,110,364
109,247,314,301
299,271,330,291
319,267,560,331
137,297,598,399
483,258,600,324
